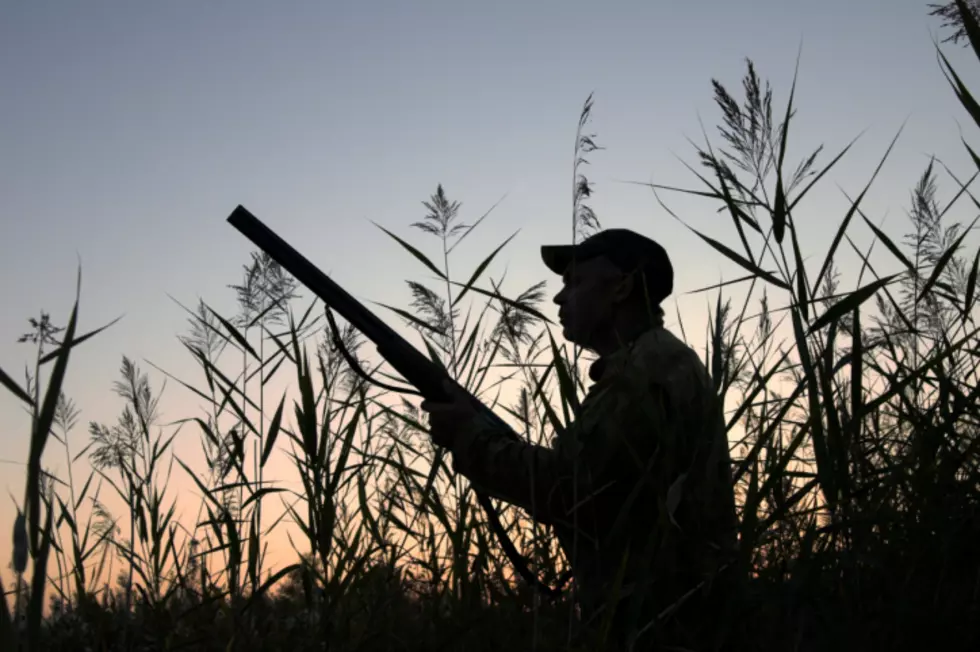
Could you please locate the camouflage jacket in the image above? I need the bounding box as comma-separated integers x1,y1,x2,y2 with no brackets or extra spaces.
449,323,738,632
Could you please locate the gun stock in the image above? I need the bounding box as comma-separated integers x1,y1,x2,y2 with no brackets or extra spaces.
225,204,565,599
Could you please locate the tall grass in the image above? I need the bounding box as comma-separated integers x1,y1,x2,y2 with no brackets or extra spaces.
3,5,980,650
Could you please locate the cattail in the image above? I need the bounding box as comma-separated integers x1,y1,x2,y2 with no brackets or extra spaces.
12,510,28,574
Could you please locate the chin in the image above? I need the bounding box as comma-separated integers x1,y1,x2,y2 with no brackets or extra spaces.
560,325,581,345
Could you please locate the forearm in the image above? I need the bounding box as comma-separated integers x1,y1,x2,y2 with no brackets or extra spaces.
449,420,575,526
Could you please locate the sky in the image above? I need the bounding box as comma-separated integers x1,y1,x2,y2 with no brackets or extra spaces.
2,0,979,588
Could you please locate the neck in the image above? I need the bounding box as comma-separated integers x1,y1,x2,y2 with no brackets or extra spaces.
589,305,664,357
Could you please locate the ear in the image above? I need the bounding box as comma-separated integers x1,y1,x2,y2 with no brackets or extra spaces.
610,271,635,302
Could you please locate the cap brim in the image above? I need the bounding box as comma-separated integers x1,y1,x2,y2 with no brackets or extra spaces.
540,244,575,275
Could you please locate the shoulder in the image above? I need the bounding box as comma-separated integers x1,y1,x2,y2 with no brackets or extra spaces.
618,328,713,407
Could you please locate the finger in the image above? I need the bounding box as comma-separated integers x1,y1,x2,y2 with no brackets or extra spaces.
421,400,454,414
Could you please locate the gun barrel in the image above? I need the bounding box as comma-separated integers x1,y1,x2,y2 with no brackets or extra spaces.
227,204,454,401
226,205,395,342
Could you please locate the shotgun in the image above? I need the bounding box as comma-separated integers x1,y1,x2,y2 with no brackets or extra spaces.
226,204,568,599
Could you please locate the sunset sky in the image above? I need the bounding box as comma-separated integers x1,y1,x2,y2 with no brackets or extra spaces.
2,0,979,586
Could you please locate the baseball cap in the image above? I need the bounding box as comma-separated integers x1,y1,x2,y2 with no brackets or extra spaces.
540,228,674,302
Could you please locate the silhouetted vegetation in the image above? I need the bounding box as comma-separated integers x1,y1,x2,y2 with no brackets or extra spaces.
3,4,980,651
930,0,980,44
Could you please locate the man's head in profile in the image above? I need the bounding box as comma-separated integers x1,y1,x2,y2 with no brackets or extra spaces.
542,228,674,355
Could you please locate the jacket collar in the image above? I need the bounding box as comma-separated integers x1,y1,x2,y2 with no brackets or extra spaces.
586,313,665,382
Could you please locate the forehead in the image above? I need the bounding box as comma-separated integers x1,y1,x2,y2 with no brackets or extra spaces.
561,255,620,280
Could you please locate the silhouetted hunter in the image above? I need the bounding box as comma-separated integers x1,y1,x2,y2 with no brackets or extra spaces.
422,228,738,650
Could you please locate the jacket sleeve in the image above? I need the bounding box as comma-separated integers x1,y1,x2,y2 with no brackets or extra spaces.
448,418,574,527
448,374,673,529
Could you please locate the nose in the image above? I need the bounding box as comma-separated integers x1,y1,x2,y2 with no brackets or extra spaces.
553,286,566,306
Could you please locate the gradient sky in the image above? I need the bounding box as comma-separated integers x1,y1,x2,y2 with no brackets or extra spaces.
2,0,979,582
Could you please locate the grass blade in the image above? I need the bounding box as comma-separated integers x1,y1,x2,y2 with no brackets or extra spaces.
808,274,898,334
0,365,34,406
770,46,799,243
689,227,789,290
38,315,123,365
375,302,445,336
207,306,260,361
373,222,447,280
261,392,286,468
27,497,55,648
963,246,980,320
452,231,518,307
859,212,917,272
448,281,553,324
938,44,980,130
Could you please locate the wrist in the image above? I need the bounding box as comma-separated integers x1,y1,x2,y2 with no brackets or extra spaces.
449,415,493,474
